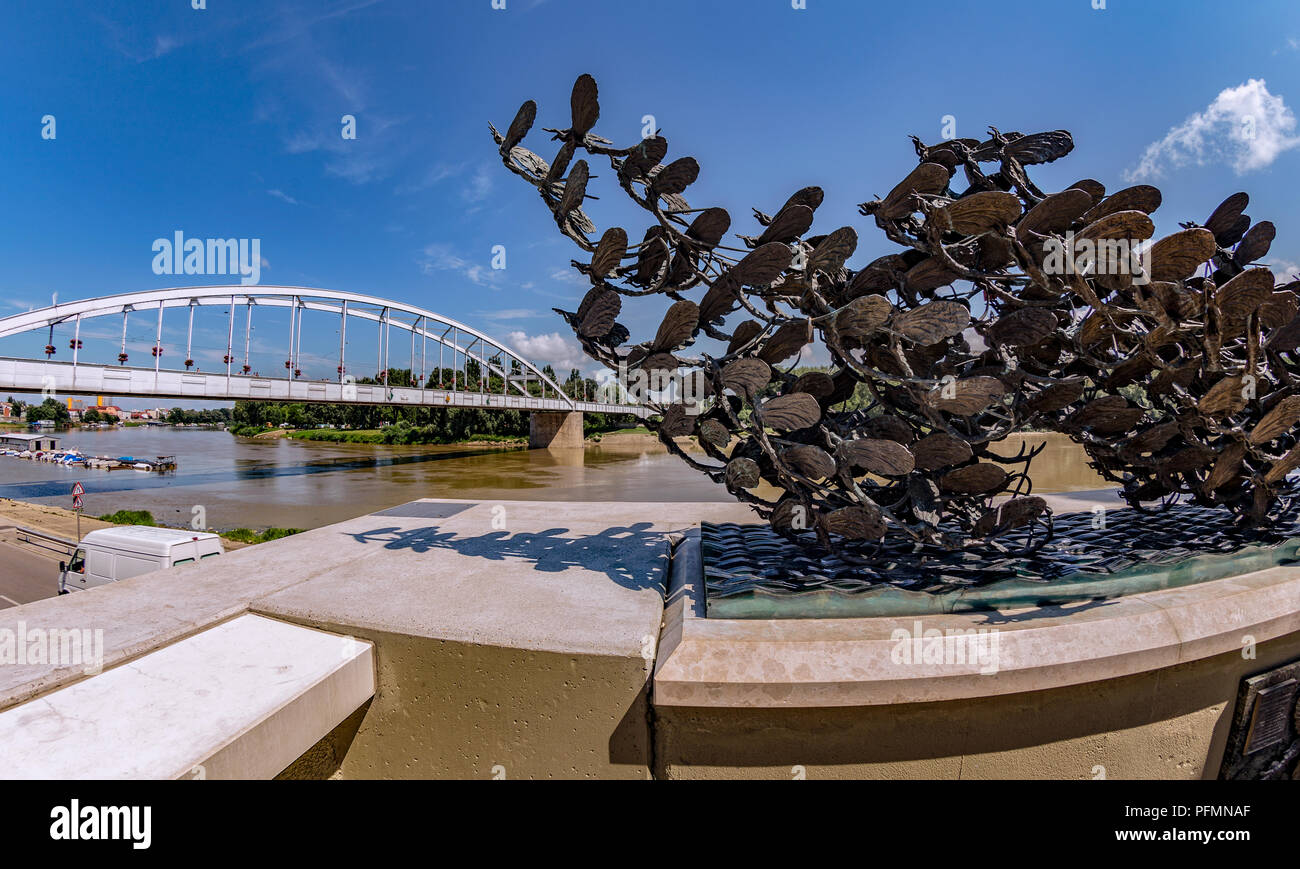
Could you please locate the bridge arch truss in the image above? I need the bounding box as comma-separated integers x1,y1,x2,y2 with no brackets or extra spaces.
0,286,644,416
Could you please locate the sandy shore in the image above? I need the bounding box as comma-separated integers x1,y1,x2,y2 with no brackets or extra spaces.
0,498,250,549
0,498,116,541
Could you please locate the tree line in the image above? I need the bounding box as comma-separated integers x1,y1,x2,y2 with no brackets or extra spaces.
229,366,633,444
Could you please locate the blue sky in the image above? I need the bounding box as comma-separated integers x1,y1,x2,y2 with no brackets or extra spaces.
3,0,1300,399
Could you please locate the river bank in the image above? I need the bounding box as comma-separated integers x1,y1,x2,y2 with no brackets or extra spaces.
0,498,254,549
232,424,653,447
0,426,1109,538
242,427,528,447
0,426,731,532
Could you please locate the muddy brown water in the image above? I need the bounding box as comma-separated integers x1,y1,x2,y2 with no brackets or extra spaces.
0,427,1106,531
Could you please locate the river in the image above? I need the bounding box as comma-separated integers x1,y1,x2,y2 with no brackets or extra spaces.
0,427,1107,532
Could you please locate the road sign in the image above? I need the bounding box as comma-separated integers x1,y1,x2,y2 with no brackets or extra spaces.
69,478,84,538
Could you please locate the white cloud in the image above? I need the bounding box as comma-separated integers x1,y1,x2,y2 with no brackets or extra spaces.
324,152,386,184
153,35,180,58
95,15,188,63
476,308,541,321
506,330,588,372
1125,79,1300,181
1266,258,1300,281
266,189,299,205
549,268,586,286
418,243,499,287
395,162,459,195
397,162,494,202
463,165,494,204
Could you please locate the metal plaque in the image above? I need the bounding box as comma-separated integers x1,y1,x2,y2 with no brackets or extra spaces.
1244,678,1298,755
1221,660,1300,780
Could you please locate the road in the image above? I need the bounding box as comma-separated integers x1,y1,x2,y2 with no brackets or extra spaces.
0,539,61,608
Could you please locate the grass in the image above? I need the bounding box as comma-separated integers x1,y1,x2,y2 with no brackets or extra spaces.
97,509,157,526
286,429,387,443
222,527,304,544
95,509,302,545
463,432,526,443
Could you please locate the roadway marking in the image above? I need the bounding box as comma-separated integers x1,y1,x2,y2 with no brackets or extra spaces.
0,594,19,607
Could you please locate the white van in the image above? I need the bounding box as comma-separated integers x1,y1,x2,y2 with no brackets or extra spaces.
59,526,224,593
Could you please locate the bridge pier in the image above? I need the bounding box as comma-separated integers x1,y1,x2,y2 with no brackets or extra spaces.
529,411,584,450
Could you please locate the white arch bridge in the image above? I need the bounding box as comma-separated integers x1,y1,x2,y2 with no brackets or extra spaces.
0,287,647,448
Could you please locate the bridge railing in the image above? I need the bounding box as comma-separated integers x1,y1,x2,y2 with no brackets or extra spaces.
0,357,648,417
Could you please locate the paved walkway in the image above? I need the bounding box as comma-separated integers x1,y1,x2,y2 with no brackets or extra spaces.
0,538,60,608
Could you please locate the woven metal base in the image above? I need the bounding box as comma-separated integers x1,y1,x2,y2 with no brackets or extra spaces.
704,501,1300,607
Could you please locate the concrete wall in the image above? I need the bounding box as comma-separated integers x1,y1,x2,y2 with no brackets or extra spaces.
652,632,1300,779
5,496,1299,781
529,411,583,449
271,627,652,779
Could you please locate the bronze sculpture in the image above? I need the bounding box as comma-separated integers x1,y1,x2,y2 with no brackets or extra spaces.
492,74,1300,554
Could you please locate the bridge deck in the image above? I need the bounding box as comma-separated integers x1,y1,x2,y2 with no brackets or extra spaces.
0,358,646,417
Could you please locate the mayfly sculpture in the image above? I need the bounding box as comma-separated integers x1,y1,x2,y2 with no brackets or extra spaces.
492,74,1300,556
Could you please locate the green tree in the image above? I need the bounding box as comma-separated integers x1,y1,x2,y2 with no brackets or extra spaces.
26,398,70,425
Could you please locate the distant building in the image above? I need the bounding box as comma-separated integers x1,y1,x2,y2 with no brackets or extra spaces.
1,433,59,452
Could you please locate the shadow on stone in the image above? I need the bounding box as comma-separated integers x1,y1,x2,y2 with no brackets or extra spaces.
345,521,667,593
609,679,653,775
276,699,371,780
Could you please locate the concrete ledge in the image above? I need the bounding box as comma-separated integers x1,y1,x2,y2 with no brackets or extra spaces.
653,522,1300,779
654,533,1300,708
0,614,374,779
245,500,749,778
0,499,753,779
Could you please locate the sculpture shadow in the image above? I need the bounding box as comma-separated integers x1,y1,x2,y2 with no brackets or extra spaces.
345,521,668,593
967,597,1120,626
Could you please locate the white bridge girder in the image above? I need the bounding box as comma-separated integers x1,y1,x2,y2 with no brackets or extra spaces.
0,358,647,416
0,285,647,416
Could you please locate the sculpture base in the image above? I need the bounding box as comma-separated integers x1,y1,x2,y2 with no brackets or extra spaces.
704,503,1300,619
